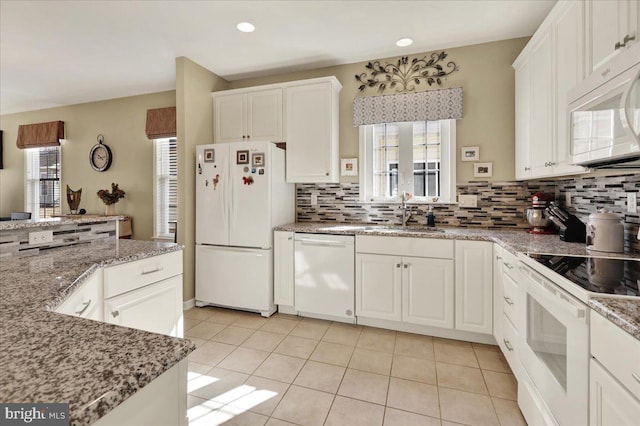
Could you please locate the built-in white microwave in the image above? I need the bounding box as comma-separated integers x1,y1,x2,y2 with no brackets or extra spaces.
568,43,640,167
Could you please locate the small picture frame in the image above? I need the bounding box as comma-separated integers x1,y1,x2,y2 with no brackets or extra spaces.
341,158,358,176
461,146,480,162
236,150,249,165
252,152,265,167
474,162,493,178
204,149,215,163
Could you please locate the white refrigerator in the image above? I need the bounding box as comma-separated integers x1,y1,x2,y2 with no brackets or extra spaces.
195,141,294,317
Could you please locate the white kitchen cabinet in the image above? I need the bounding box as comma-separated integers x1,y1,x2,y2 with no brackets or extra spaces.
455,241,493,335
213,88,283,143
402,256,454,328
285,77,342,183
529,30,554,178
55,271,102,321
514,56,532,180
590,359,640,426
273,230,295,307
586,0,639,75
492,244,504,345
356,253,402,321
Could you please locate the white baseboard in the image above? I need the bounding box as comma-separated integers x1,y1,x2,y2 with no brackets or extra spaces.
183,298,195,311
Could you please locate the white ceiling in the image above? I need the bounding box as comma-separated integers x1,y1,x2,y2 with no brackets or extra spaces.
0,0,555,115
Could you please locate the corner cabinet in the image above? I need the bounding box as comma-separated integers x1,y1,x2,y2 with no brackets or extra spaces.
455,241,493,335
285,77,342,183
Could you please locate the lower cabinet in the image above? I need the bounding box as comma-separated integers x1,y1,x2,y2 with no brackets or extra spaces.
273,230,295,307
55,271,102,321
493,244,504,346
355,253,403,322
455,241,493,334
590,359,640,426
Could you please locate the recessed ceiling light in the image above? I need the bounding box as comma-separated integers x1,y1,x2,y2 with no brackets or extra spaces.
396,38,413,47
237,22,255,33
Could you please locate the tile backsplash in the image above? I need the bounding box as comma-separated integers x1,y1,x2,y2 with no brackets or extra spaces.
296,173,640,253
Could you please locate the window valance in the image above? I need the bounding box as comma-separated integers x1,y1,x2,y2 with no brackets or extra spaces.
146,106,176,139
16,120,64,149
353,87,463,127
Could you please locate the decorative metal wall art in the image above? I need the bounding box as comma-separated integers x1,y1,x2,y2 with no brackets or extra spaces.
355,51,458,93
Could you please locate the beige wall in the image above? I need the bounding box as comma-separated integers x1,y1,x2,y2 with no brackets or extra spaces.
175,57,229,301
0,91,176,239
228,37,529,182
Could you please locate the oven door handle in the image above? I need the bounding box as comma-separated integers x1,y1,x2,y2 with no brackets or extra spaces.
523,267,587,320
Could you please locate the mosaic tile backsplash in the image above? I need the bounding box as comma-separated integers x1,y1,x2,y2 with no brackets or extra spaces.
296,173,640,254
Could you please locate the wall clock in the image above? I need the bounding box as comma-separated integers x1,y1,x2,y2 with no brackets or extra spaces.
89,134,112,172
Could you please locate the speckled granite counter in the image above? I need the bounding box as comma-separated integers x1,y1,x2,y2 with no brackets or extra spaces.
0,215,123,231
0,239,194,425
589,298,640,341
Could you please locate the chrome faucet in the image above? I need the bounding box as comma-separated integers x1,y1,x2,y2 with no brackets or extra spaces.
400,192,413,227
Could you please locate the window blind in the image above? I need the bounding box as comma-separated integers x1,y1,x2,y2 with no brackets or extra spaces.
24,146,61,219
154,138,177,239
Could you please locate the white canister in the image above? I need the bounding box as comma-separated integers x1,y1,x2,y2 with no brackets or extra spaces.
586,209,625,253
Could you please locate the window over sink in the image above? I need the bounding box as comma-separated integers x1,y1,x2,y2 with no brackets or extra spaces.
359,120,456,203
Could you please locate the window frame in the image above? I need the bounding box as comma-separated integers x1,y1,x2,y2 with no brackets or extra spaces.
24,146,62,220
153,137,177,240
359,119,456,203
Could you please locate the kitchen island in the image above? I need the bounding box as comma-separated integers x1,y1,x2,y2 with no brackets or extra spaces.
0,237,194,425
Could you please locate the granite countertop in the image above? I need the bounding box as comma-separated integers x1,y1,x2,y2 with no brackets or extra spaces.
0,239,195,425
0,215,124,231
589,297,640,341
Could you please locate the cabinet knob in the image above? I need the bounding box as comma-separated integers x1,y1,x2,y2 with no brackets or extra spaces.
624,34,636,44
287,237,293,240
111,310,120,318
396,263,401,268
403,264,409,269
615,41,625,50
247,135,250,139
242,135,246,139
524,167,531,171
504,296,514,306
326,172,329,176
496,255,502,261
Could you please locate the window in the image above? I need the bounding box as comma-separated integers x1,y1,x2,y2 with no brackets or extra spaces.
360,120,456,202
24,146,61,219
153,138,177,239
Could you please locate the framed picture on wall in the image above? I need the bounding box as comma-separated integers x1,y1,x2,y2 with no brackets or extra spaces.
474,162,493,178
461,146,479,162
341,158,358,176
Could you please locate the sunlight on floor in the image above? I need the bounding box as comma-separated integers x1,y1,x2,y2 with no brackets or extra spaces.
187,371,220,393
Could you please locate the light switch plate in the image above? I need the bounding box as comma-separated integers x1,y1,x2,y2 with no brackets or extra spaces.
458,194,478,208
28,230,53,245
310,193,318,206
627,192,637,213
565,192,571,207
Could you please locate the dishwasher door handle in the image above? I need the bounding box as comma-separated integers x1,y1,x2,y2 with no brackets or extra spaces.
297,239,351,247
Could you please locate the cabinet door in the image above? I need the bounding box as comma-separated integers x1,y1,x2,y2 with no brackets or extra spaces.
586,0,634,75
356,253,402,321
402,256,454,328
214,93,246,142
590,359,640,426
530,30,554,177
247,89,283,142
515,57,532,180
286,80,339,183
493,245,504,344
105,275,183,338
273,231,295,306
455,241,493,335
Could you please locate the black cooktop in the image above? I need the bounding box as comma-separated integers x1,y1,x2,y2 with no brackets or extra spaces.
529,254,640,297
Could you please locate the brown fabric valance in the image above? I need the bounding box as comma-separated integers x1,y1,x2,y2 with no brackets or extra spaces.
146,106,176,139
16,120,64,149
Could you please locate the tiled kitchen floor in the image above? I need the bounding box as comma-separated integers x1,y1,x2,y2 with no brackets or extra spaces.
184,307,526,426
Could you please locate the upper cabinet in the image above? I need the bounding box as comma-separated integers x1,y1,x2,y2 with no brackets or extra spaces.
285,77,342,183
513,0,587,180
213,88,283,143
212,76,341,183
585,0,639,76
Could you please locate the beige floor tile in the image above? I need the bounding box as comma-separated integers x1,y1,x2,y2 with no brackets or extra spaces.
188,361,214,376
185,321,227,340
337,368,389,405
184,307,214,321
271,385,335,426
322,325,362,346
242,330,286,352
309,341,354,367
386,377,440,418
215,409,268,426
187,395,223,426
357,330,396,353
210,325,255,345
391,355,437,385
260,317,299,334
472,342,501,352
232,314,269,330
253,353,305,383
226,375,289,416
348,348,393,375
434,337,473,347
217,347,270,374
441,422,467,426
492,397,527,426
274,335,319,359
475,348,511,373
271,312,301,322
184,317,202,331
434,341,479,367
439,387,499,426
187,337,207,348
330,321,363,330
383,407,441,426
436,362,488,395
325,396,385,426
289,321,330,340
293,360,346,394
394,335,434,360
188,367,249,401
265,419,298,426
207,308,245,325
188,341,236,366
483,371,517,400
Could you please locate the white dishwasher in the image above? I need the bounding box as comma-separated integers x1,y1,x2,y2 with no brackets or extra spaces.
294,233,355,323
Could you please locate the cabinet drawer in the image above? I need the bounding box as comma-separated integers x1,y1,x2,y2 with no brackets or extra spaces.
501,313,520,379
501,249,518,280
55,272,102,320
104,251,182,298
591,311,640,397
356,235,454,259
502,273,518,328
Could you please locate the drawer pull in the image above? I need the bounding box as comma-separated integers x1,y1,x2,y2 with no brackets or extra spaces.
75,300,91,315
396,263,401,268
504,263,514,270
496,255,502,261
633,372,640,385
141,266,164,275
504,296,514,306
403,264,409,269
111,310,120,318
503,339,514,352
